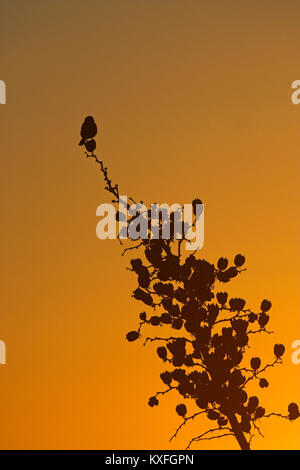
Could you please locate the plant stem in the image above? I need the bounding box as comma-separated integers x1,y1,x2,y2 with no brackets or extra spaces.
226,413,250,450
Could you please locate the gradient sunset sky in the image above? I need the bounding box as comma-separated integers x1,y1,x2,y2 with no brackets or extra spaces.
1,0,300,449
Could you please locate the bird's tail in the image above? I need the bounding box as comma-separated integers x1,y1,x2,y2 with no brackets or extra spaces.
78,138,85,146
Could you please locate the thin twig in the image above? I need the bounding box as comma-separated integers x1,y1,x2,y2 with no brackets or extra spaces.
243,358,281,388
185,427,233,450
169,411,206,442
143,336,193,346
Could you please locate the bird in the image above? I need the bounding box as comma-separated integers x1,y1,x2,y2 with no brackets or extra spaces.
78,116,97,146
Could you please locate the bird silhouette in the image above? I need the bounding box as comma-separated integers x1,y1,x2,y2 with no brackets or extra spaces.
78,116,97,146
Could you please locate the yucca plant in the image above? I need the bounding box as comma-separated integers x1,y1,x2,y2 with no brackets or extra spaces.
79,117,299,450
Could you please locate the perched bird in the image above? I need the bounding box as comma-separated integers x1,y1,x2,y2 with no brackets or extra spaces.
78,116,97,146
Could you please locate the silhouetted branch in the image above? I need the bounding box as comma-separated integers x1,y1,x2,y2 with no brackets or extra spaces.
243,358,281,387
252,421,264,438
154,387,176,398
143,336,193,346
185,428,234,450
248,328,274,335
170,411,206,442
263,412,289,420
86,152,120,201
215,307,256,325
122,242,144,256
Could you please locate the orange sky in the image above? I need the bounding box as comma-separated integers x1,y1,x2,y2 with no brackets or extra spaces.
0,0,300,449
